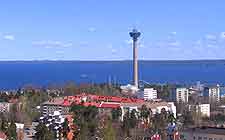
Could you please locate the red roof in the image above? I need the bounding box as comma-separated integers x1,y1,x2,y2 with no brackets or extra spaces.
82,102,100,107
62,99,72,106
99,103,120,109
80,94,144,103
60,93,144,108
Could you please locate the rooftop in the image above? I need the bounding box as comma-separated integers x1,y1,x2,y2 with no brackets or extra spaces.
42,93,168,109
42,97,66,106
121,101,172,109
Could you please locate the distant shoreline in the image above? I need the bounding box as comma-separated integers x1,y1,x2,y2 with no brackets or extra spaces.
0,59,225,63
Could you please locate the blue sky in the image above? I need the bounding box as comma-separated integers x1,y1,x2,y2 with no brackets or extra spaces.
0,0,225,60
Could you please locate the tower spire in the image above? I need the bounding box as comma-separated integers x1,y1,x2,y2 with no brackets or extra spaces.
129,29,141,88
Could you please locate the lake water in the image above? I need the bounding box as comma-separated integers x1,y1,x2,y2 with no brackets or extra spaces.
0,60,225,89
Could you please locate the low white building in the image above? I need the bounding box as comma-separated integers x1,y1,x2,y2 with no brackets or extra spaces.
197,104,210,117
143,88,157,100
15,123,24,129
189,104,210,117
120,84,139,94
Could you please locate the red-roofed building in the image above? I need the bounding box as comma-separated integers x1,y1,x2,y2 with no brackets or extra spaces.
75,93,145,103
41,93,145,116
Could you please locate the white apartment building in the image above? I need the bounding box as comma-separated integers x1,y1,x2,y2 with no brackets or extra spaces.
176,88,189,103
209,85,220,103
143,88,157,100
41,98,70,116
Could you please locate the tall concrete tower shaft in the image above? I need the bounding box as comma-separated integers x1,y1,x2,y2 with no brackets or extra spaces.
129,29,141,88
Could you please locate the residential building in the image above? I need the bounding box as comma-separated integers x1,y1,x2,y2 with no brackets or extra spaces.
209,85,220,103
41,98,71,116
171,88,189,103
42,93,179,123
204,85,220,103
41,94,144,116
198,104,210,117
142,88,157,100
189,104,210,117
181,127,225,140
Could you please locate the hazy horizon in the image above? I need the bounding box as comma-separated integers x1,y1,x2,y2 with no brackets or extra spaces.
1,59,225,62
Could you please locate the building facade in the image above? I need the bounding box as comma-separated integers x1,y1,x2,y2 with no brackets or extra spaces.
204,85,220,103
171,88,189,103
143,88,157,100
41,98,70,116
198,104,210,117
189,104,210,117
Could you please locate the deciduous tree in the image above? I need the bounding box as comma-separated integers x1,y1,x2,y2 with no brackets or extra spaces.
103,119,116,140
35,123,54,140
6,121,17,140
